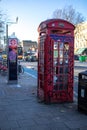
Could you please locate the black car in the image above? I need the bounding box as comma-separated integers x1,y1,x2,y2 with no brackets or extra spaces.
24,51,38,62
74,55,79,60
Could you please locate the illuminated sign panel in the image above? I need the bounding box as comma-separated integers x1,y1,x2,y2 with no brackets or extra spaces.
8,38,18,82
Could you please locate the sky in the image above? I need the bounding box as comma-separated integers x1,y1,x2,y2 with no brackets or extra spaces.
0,0,87,42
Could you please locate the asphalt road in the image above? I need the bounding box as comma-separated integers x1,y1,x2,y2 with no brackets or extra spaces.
21,60,87,76
21,60,87,86
21,61,37,70
74,61,87,79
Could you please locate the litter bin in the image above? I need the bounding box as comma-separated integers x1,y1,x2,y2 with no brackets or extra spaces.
78,71,87,114
79,56,85,62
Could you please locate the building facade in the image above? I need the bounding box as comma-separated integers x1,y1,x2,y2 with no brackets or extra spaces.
21,40,37,52
74,21,87,53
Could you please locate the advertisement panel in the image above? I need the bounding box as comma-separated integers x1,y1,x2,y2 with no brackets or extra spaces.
8,38,18,83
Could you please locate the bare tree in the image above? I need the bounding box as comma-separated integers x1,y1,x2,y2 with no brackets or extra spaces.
52,5,85,25
0,11,5,33
0,6,9,43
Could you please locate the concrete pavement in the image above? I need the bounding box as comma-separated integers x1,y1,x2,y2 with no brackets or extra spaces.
0,72,87,130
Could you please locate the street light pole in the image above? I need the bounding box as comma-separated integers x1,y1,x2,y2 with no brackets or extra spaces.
6,17,18,51
6,24,8,51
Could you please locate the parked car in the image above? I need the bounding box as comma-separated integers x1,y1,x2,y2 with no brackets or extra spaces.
74,55,79,60
1,51,7,60
0,55,3,63
24,51,38,62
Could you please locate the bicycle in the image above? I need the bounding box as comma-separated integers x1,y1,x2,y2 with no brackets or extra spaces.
18,61,24,74
0,62,8,76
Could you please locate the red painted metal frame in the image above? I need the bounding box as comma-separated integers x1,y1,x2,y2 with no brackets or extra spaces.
37,19,75,103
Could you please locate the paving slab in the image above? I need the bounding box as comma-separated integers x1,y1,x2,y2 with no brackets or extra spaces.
0,73,87,130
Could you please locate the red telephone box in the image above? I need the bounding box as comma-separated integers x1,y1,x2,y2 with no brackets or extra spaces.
37,19,75,103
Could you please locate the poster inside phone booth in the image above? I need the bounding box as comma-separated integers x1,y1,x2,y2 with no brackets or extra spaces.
8,38,18,84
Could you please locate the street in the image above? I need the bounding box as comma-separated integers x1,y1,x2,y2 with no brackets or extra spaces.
21,61,37,71
20,60,87,101
20,60,87,77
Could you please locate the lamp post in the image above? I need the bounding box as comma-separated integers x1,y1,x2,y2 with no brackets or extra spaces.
6,17,18,84
6,24,8,50
6,17,18,51
6,17,18,47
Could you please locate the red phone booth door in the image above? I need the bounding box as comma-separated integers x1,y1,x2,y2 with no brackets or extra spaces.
44,35,74,103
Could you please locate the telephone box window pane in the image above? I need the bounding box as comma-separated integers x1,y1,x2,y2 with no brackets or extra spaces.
59,42,63,49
